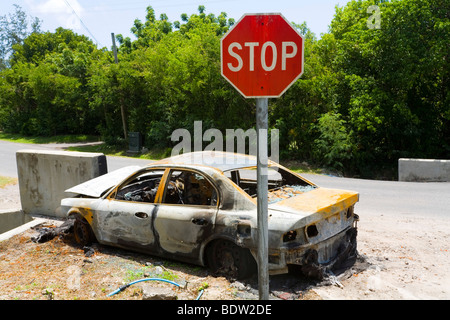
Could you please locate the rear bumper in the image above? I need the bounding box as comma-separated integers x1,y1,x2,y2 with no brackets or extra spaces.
267,226,358,277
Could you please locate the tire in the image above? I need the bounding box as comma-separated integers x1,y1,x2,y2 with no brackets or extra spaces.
73,218,95,246
206,240,256,279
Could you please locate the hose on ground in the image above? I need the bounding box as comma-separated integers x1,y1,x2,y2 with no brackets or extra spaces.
107,277,204,300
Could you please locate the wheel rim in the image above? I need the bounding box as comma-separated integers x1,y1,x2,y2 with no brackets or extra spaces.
74,219,90,245
212,240,242,277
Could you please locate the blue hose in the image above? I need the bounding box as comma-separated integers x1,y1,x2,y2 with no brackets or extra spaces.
196,289,204,300
107,277,183,297
107,277,205,300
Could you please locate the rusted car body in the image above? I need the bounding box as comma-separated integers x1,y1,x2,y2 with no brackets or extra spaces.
61,151,359,279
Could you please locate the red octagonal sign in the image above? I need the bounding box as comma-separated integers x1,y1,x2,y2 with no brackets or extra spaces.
221,13,304,98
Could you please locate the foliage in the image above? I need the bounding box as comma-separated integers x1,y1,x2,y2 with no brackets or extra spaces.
0,5,41,70
0,132,99,145
0,2,448,178
274,0,449,176
91,6,246,149
0,27,103,136
326,0,449,175
313,112,352,171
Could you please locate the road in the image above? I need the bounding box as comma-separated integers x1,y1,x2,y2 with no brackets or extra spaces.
302,173,450,220
1,140,450,299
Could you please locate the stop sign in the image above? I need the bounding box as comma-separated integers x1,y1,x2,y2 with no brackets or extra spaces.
221,13,304,98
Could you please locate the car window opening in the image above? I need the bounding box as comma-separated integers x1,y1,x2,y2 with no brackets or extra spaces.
225,166,316,204
115,170,165,203
163,170,218,206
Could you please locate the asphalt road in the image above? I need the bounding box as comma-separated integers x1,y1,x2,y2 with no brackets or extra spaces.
1,139,449,220
302,173,450,219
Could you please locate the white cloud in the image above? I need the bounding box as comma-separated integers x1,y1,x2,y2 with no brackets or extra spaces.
26,0,85,30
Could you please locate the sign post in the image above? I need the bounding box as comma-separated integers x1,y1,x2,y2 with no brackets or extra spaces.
221,13,304,300
256,97,269,300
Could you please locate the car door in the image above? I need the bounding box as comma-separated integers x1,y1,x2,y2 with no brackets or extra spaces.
152,168,219,262
93,169,166,251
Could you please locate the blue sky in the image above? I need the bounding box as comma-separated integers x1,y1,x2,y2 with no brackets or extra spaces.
1,0,351,48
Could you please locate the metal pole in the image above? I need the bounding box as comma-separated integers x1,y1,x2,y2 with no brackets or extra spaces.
256,97,269,300
111,33,127,141
111,33,119,64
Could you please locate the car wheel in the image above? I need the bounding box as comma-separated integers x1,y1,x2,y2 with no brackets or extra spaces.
207,240,256,279
73,218,95,246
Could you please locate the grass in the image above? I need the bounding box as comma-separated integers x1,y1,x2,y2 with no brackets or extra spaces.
286,164,327,175
0,176,17,188
280,159,331,176
124,265,179,283
66,144,171,160
197,282,209,291
0,132,100,145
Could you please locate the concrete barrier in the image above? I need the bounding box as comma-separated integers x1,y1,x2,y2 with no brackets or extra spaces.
0,209,33,234
398,158,450,182
0,216,63,242
16,150,107,218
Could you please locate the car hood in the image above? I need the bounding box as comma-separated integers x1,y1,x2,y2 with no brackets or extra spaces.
268,187,359,218
65,166,141,198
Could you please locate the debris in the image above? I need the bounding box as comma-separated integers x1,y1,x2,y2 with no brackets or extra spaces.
325,270,344,289
42,287,55,300
31,219,74,243
268,185,316,204
153,266,164,275
83,246,95,257
276,292,295,300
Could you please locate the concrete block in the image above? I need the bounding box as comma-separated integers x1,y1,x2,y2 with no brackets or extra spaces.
0,209,33,234
16,150,107,218
398,158,450,182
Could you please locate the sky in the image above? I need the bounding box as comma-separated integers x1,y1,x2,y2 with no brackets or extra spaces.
1,0,352,48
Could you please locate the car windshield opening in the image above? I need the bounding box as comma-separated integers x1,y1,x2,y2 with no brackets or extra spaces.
224,166,316,204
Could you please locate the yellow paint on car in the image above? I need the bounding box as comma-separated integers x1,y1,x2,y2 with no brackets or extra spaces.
275,187,359,216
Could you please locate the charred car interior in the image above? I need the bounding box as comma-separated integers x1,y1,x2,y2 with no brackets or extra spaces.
224,166,317,203
114,169,218,206
115,170,164,203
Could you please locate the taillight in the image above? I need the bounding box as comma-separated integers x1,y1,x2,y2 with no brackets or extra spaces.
283,230,297,242
306,224,318,238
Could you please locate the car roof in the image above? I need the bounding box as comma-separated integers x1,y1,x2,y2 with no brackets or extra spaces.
151,151,276,172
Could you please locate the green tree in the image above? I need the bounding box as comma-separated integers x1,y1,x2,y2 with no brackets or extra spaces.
104,6,245,149
270,22,332,161
313,112,352,171
0,4,41,70
1,28,103,136
321,0,449,176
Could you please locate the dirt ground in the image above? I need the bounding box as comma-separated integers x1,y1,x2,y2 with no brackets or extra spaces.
1,182,449,300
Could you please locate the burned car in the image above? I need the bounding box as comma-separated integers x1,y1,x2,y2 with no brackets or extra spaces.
61,151,359,279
